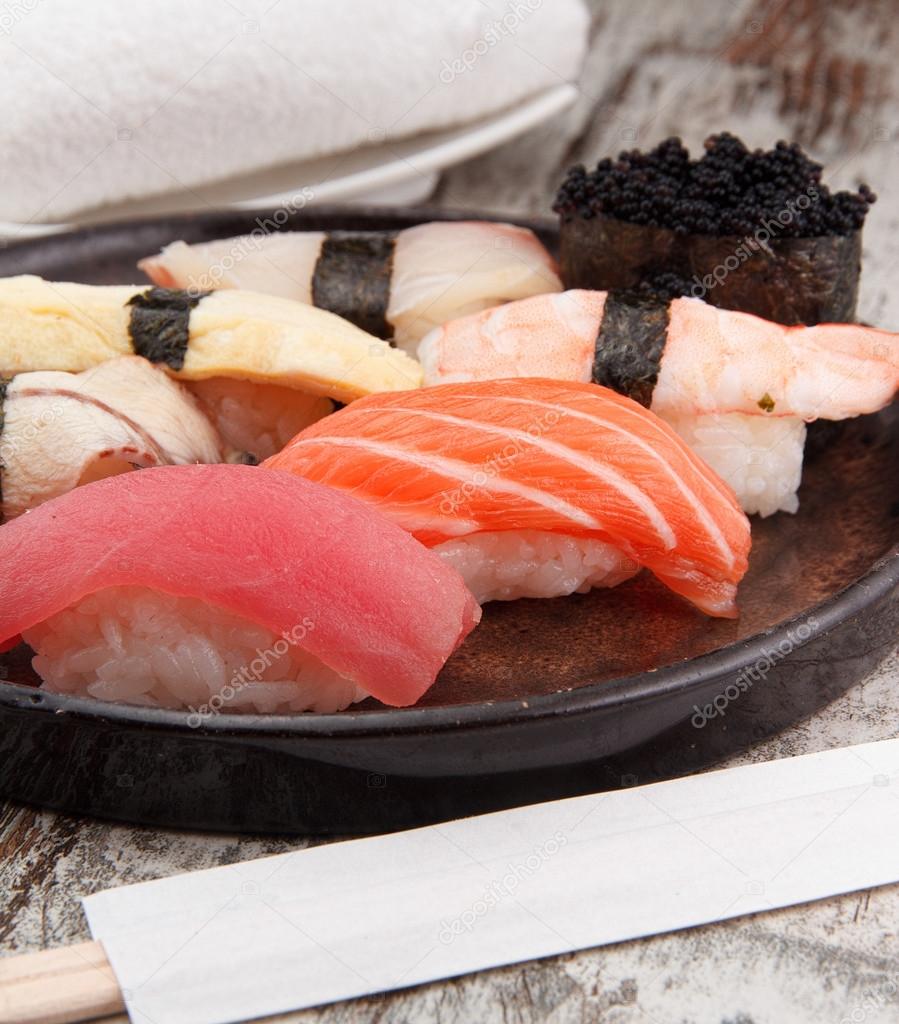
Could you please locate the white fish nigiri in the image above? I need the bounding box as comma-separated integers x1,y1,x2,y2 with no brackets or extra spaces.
418,290,899,516
139,221,562,353
0,356,223,518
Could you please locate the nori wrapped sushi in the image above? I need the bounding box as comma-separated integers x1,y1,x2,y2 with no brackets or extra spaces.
554,133,875,325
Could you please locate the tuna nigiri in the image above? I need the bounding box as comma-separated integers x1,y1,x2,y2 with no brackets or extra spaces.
0,356,225,519
265,379,752,618
418,290,899,516
138,221,563,353
0,275,422,460
0,465,480,712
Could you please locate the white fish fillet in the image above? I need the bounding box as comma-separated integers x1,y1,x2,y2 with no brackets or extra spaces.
139,221,563,352
141,233,323,302
1,356,223,518
387,222,563,351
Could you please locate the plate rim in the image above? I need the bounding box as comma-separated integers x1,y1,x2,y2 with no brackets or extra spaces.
0,206,895,741
2,543,896,737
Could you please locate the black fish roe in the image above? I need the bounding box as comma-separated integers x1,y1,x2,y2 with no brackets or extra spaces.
553,133,876,237
612,272,696,304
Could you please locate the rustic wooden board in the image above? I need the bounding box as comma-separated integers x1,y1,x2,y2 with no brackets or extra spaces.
2,1,898,1021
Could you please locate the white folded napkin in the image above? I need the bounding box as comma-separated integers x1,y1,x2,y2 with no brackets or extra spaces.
0,0,588,223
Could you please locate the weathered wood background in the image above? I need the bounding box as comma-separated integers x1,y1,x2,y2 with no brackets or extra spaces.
2,1,899,1022
439,0,899,331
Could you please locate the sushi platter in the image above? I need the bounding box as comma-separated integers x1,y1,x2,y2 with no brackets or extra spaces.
0,135,896,834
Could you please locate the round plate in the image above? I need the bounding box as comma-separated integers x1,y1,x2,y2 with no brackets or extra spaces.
0,207,896,834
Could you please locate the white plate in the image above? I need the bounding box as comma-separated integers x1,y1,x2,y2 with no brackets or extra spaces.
0,84,577,241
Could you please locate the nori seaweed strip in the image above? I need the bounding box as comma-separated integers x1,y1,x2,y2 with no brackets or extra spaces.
127,288,209,371
592,294,669,407
0,378,8,522
559,213,862,325
554,134,875,325
312,231,397,341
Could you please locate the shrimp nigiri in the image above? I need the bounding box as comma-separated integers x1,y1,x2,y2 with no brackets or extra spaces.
418,290,899,516
265,378,752,618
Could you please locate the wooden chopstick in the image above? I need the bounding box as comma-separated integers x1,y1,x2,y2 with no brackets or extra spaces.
0,940,124,1024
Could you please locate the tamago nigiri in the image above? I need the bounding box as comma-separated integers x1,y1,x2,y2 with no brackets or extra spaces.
0,275,422,460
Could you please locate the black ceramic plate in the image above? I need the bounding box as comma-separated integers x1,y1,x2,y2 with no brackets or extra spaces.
0,207,896,835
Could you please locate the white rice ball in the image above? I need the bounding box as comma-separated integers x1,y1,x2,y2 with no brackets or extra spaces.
433,529,639,603
23,586,366,715
662,411,806,517
189,377,333,461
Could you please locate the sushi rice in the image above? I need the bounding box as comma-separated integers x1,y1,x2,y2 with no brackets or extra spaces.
663,412,807,518
434,530,639,604
188,377,333,461
24,587,367,714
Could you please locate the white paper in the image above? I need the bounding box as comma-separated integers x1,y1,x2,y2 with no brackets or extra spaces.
84,738,899,1024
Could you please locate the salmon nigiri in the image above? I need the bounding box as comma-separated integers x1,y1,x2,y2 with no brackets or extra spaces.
264,379,752,617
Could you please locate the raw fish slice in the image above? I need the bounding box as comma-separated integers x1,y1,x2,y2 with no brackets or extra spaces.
387,222,562,351
265,379,751,617
0,465,480,707
139,232,324,301
139,222,562,352
0,356,223,518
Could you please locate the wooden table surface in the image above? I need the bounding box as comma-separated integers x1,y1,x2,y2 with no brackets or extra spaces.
2,1,899,1021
